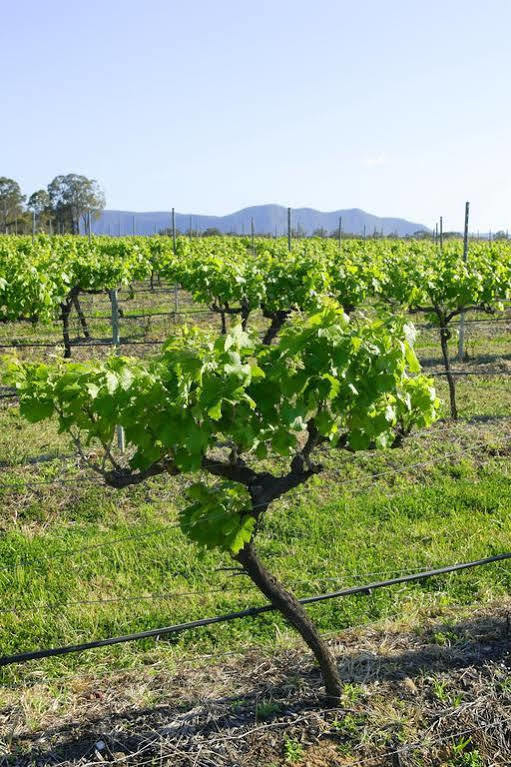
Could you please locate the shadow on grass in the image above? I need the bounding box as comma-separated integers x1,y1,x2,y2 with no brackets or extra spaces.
418,349,511,371
5,609,511,766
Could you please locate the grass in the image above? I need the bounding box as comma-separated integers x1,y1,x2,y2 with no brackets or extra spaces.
0,409,511,691
0,286,511,708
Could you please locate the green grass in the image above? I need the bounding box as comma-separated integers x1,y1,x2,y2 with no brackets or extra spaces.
0,290,511,692
0,412,510,688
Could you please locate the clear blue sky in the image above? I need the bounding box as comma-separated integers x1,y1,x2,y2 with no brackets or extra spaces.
2,0,511,231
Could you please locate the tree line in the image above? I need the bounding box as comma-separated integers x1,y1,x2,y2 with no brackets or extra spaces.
0,174,105,235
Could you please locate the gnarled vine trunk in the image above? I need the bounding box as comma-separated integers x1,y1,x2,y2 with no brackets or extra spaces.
439,325,457,419
262,310,290,345
235,541,342,701
71,294,90,339
60,297,73,358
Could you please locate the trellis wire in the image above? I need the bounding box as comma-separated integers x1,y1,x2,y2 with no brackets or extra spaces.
0,599,499,693
1,549,510,667
0,586,249,617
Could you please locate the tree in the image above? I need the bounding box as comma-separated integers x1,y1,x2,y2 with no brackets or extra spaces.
0,177,25,233
27,189,52,232
27,189,50,216
47,174,105,235
6,301,438,700
158,227,181,237
312,227,328,238
202,227,222,237
291,223,306,238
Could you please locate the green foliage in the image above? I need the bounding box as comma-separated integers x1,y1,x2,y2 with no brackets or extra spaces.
180,482,255,554
379,240,511,322
1,234,511,343
447,739,483,767
4,301,438,556
283,737,304,763
432,678,449,702
256,699,282,719
0,235,152,322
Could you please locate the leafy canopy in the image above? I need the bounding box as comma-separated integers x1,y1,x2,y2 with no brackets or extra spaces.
5,301,439,554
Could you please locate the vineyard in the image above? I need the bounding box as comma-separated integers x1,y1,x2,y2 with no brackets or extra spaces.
2,234,511,763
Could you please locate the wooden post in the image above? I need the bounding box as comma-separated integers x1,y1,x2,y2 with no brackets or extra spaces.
439,216,443,250
88,211,92,243
32,210,35,243
110,289,125,452
287,207,292,251
338,216,342,250
251,217,255,248
172,208,178,315
457,201,470,361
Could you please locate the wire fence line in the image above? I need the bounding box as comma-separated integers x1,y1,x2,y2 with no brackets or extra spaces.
0,586,250,617
0,473,99,490
0,432,506,662
0,597,497,693
0,523,181,573
0,282,510,336
432,368,511,377
415,314,511,329
0,422,492,492
0,338,166,350
1,550,510,668
5,543,503,617
322,431,510,488
0,287,510,394
0,429,505,577
0,426,505,592
7,303,510,327
0,363,508,672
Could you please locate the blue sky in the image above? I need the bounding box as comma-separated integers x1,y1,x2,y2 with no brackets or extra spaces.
2,0,511,231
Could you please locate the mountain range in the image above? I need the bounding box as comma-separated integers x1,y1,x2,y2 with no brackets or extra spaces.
90,205,428,237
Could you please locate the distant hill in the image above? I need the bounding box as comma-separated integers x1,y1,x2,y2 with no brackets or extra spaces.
90,205,429,237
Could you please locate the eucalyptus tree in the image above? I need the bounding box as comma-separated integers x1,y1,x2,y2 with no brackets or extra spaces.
0,177,25,233
47,174,105,235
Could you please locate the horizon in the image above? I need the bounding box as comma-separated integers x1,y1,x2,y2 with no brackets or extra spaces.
95,204,499,236
3,1,511,231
